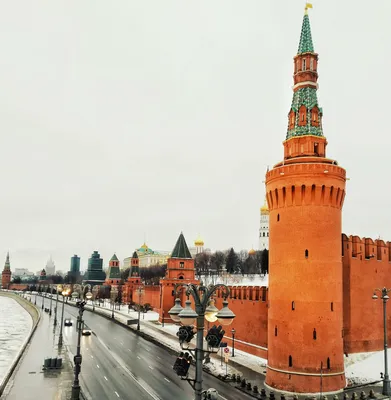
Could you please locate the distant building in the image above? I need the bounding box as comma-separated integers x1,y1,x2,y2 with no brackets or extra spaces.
68,254,81,281
259,198,269,250
14,268,34,277
83,251,106,285
123,242,170,269
45,256,55,275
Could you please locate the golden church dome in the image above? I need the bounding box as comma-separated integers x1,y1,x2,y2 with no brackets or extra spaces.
194,235,204,247
260,198,269,215
248,248,256,256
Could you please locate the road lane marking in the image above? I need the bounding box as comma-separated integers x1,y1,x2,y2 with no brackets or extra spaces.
137,356,141,360
90,355,94,359
145,348,150,352
120,342,123,345
115,391,120,397
164,378,170,383
95,335,161,400
148,366,153,370
97,364,100,369
104,376,108,381
218,395,228,400
157,356,161,360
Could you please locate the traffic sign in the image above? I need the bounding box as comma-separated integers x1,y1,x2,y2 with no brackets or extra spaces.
224,354,229,363
224,347,229,354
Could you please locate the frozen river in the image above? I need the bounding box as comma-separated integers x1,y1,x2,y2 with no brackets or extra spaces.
0,296,33,385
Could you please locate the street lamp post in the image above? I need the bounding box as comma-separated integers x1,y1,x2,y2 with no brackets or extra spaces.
110,287,118,319
58,288,70,347
71,287,93,400
42,286,45,310
54,285,61,326
168,283,235,400
372,287,391,396
136,286,144,331
231,328,236,357
49,284,53,316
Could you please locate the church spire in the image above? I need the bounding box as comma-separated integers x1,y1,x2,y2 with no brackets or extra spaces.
4,252,10,270
298,9,314,54
285,6,325,151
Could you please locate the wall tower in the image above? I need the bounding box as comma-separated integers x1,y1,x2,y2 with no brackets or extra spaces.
265,7,347,394
259,197,269,250
105,254,122,286
1,252,11,288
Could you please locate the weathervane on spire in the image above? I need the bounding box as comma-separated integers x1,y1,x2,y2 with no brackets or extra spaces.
304,2,313,15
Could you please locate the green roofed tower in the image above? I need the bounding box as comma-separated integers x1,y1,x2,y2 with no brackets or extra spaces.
286,9,324,142
105,253,122,285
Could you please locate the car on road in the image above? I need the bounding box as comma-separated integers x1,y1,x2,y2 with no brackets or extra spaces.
82,329,92,336
64,319,73,326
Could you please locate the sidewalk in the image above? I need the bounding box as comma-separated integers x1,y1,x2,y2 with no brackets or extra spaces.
1,307,76,400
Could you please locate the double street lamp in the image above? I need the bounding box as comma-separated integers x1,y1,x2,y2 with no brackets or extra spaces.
372,287,391,396
70,286,92,400
58,287,71,347
168,283,235,400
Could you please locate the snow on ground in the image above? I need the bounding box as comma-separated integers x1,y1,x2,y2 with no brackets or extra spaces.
345,350,386,386
200,274,269,287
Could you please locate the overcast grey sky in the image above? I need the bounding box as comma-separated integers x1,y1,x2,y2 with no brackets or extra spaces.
1,0,390,273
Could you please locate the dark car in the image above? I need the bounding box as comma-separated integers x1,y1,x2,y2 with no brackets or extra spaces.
82,329,92,336
64,319,72,326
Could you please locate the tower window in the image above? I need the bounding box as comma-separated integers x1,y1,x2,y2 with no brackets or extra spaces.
302,59,306,70
263,232,265,237
180,262,184,269
275,326,278,336
327,358,330,369
331,302,334,311
310,58,314,70
277,214,280,222
289,356,293,367
292,301,295,310
313,329,317,340
305,249,309,258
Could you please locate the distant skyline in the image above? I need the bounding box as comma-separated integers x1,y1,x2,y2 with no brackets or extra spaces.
1,0,390,272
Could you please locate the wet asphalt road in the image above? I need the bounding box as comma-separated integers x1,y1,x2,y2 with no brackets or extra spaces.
36,296,254,400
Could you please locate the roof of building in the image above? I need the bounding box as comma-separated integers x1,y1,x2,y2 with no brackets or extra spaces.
136,243,154,255
297,13,314,54
132,251,138,259
107,265,121,279
3,252,10,270
171,232,192,259
110,254,119,262
261,198,269,215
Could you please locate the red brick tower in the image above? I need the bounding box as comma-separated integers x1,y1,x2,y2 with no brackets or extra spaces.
159,232,199,324
123,252,141,303
1,252,11,289
105,254,122,286
265,7,347,394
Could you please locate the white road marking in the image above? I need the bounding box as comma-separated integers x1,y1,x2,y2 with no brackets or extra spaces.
97,364,100,369
115,391,120,397
157,356,161,360
148,366,153,370
127,349,131,351
120,342,124,345
146,348,150,352
218,395,228,400
164,378,170,383
104,376,108,381
90,355,94,359
137,356,141,360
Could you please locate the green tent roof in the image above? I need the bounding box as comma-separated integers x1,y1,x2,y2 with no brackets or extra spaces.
298,14,314,54
110,254,119,262
171,232,192,259
132,251,138,259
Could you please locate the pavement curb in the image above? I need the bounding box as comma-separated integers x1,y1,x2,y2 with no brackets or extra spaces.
0,293,41,396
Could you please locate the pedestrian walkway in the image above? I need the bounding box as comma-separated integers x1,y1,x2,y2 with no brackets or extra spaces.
1,307,75,400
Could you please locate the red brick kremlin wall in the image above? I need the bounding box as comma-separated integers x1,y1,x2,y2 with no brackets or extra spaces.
342,234,391,354
133,233,391,361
